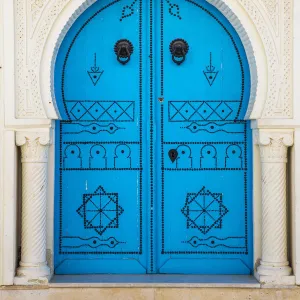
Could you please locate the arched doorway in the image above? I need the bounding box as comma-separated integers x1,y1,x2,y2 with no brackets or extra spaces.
54,0,252,274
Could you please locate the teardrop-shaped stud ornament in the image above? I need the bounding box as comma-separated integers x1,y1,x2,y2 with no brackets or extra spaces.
168,149,178,163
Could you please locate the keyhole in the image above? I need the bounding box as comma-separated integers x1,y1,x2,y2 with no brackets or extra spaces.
168,149,178,163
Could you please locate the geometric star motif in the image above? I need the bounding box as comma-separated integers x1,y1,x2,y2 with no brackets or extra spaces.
181,186,229,235
77,186,124,236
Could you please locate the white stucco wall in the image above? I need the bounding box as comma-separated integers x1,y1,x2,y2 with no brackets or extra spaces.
291,0,300,285
0,0,3,285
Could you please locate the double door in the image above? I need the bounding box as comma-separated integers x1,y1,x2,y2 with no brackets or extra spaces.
54,0,253,274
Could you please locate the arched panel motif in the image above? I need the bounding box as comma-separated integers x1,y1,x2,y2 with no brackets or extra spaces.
54,0,252,275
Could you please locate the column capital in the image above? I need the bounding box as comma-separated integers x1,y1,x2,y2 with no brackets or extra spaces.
254,129,294,163
16,129,52,163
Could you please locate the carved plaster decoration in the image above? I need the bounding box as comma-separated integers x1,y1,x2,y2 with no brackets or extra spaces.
238,0,293,118
15,0,69,119
282,0,293,118
254,129,295,286
31,0,47,22
255,130,294,163
42,0,261,119
14,130,52,285
14,0,293,120
260,0,280,35
15,0,46,118
30,0,48,35
16,131,51,162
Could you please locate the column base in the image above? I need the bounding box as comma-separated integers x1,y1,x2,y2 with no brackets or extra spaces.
14,263,51,285
255,264,295,286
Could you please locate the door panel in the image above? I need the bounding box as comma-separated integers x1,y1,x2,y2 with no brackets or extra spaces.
156,0,252,274
54,0,253,275
54,0,147,274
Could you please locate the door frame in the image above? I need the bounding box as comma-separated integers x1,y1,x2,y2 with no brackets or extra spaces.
51,3,254,274
46,0,263,276
1,0,298,285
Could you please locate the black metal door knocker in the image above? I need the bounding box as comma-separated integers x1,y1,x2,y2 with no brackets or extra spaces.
114,39,134,65
169,39,189,65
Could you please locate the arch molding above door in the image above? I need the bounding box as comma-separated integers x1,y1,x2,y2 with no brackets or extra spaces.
11,0,293,121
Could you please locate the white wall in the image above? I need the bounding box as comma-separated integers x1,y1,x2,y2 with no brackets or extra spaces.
292,0,300,284
0,0,19,285
0,0,4,285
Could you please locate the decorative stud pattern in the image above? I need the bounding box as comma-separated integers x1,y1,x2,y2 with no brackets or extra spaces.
149,0,155,272
169,101,240,122
120,0,138,21
166,0,182,19
183,236,246,249
203,52,219,86
164,142,246,171
185,122,245,134
57,1,144,259
87,53,104,86
77,186,124,236
63,123,124,135
14,0,294,121
160,1,250,259
61,236,126,249
10,0,295,281
181,187,229,234
61,142,139,170
66,101,135,122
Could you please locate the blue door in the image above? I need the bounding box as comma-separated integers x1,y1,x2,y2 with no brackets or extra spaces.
54,0,253,274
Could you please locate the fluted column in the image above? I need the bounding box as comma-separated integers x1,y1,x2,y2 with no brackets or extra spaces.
14,130,51,285
255,129,295,286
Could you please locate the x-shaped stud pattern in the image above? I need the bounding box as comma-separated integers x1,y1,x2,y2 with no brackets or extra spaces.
66,101,135,122
169,101,240,122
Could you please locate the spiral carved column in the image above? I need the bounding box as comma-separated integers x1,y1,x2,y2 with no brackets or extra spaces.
14,131,51,285
255,130,295,286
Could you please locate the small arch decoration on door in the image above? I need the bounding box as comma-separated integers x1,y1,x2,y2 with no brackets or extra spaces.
54,0,252,275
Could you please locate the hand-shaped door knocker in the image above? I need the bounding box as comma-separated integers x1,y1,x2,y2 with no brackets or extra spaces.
114,39,134,65
169,39,189,66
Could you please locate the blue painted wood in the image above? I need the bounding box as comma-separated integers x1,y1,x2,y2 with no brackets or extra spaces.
54,0,253,275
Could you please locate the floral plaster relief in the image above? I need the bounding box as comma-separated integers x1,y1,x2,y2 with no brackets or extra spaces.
14,0,293,119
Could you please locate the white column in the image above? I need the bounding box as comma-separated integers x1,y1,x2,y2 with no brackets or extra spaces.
14,130,51,285
255,129,295,286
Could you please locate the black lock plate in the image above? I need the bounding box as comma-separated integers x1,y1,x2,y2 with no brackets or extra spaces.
168,149,178,163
